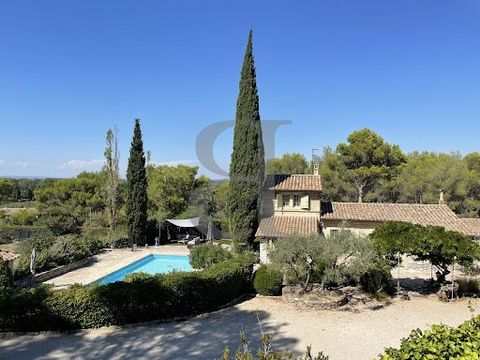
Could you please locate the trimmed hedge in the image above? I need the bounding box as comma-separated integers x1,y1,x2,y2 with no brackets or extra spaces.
379,316,480,359
253,265,283,296
0,253,254,331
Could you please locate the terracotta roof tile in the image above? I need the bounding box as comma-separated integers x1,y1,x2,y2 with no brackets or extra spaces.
256,216,319,238
321,202,474,235
457,218,480,237
263,174,322,191
0,249,20,262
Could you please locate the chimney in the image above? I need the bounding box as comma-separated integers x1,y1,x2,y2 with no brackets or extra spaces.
313,163,319,175
439,189,446,205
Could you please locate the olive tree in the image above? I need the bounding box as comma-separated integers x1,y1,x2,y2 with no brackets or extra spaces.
371,221,480,282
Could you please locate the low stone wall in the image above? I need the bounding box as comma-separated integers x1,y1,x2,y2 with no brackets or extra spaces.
34,258,92,283
282,285,389,311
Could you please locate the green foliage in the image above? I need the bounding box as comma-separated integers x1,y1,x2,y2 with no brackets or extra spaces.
0,179,14,203
126,119,148,246
7,208,38,226
147,164,201,222
371,221,480,282
13,230,108,278
335,128,406,203
0,225,50,244
189,244,232,269
34,172,106,226
360,261,394,297
0,259,13,289
0,254,255,331
44,212,80,235
212,181,230,234
253,265,283,296
266,153,309,175
270,232,378,289
379,316,480,359
221,332,329,360
228,30,264,244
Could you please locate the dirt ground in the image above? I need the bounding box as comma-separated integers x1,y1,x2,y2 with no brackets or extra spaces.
1,295,477,360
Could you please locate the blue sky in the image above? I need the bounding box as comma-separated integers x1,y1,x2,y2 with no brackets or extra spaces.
0,1,479,178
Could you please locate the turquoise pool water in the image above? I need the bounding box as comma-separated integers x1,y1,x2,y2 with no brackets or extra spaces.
93,254,192,285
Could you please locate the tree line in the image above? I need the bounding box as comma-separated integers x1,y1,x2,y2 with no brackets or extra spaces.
266,128,480,217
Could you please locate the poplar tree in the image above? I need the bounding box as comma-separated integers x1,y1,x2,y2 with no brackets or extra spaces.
104,127,120,237
126,119,148,246
228,30,265,243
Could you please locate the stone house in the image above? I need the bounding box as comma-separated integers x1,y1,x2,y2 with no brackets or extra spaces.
255,173,480,263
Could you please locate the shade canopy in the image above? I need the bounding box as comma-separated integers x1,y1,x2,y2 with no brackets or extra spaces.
166,217,200,228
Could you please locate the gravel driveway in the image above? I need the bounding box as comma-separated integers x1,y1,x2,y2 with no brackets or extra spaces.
0,296,476,360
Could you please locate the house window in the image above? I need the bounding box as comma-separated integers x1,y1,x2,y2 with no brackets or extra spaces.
282,195,290,207
293,194,301,207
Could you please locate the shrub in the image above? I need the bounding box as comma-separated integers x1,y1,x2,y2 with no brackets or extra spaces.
44,214,80,236
0,254,255,331
0,225,50,244
253,265,283,296
221,332,329,360
379,316,480,359
8,208,38,226
0,259,13,289
190,244,232,269
360,262,394,297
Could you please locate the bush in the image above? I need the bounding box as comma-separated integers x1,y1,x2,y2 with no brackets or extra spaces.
253,265,283,296
0,259,13,289
0,225,50,244
221,332,329,359
8,209,38,226
379,316,480,359
190,244,232,269
360,261,394,297
44,214,80,236
0,253,255,331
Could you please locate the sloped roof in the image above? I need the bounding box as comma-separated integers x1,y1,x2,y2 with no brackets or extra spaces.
0,249,20,262
256,216,319,238
457,218,480,237
263,174,322,192
321,202,476,235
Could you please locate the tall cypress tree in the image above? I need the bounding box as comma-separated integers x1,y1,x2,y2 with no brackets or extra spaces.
228,29,265,243
126,119,148,246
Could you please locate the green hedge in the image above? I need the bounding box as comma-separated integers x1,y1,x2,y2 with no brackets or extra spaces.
253,265,283,296
0,225,50,244
379,316,480,359
0,253,254,331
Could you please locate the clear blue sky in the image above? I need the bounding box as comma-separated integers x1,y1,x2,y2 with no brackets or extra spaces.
0,1,479,178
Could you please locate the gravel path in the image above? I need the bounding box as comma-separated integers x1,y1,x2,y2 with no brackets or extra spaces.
0,296,477,360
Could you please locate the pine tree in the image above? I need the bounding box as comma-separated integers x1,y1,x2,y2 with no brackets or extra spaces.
126,119,148,246
228,29,265,243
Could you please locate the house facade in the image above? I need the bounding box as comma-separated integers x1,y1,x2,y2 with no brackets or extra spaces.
256,173,480,263
256,173,323,263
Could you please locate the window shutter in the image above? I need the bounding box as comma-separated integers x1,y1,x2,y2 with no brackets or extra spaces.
301,194,309,209
276,194,282,208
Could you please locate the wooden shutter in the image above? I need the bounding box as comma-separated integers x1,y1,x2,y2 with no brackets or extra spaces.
276,194,282,208
301,194,310,209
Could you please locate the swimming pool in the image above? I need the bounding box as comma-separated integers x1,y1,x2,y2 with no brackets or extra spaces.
93,254,192,285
